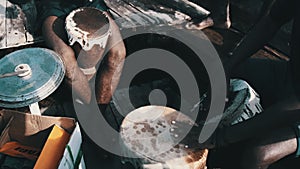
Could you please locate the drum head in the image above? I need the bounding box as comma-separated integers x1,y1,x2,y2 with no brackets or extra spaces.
0,48,65,108
120,105,208,167
68,7,109,38
65,7,111,50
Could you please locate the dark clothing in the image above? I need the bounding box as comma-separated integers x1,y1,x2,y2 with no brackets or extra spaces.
233,0,300,158
269,0,296,26
233,59,293,107
268,0,300,98
38,0,108,22
232,0,300,105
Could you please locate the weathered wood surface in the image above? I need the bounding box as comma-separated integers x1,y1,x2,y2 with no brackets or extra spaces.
0,0,6,47
5,1,26,47
0,0,41,50
105,0,210,29
0,0,210,49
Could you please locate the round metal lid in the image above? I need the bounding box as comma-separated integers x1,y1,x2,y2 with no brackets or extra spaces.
0,48,65,108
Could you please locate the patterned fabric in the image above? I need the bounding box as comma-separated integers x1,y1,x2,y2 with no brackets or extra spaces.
196,79,263,127
38,0,108,23
221,79,263,126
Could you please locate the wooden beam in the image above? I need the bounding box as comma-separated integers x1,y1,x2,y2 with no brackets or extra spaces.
105,0,153,28
105,0,210,30
0,0,6,48
123,0,188,25
5,1,26,47
105,0,191,28
153,0,210,20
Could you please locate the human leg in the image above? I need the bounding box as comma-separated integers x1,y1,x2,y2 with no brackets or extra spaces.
42,16,92,104
66,7,110,81
241,127,297,169
95,13,126,104
210,0,231,29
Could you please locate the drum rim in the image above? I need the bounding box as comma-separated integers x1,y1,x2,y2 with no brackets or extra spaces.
0,47,65,108
65,7,111,41
120,105,208,164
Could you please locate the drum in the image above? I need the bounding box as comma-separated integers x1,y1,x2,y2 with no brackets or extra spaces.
65,7,111,51
0,48,65,114
120,105,208,169
65,7,111,76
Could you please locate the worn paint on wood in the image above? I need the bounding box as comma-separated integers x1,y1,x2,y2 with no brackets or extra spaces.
105,0,150,28
124,0,190,24
105,0,210,29
1,0,210,49
0,0,41,50
0,0,6,47
5,1,26,47
151,0,210,19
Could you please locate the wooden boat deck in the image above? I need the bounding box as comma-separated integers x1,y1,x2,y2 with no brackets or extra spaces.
0,0,297,169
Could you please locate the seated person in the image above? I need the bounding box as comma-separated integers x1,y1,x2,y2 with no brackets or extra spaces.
39,0,126,105
39,1,126,168
176,0,300,168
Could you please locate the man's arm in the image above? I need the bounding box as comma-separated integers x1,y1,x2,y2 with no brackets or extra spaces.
226,0,294,75
226,16,281,74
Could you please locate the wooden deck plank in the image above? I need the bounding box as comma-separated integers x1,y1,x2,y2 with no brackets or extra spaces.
124,0,188,25
105,0,210,29
20,0,38,44
105,0,153,28
0,0,211,49
0,0,6,47
5,1,26,47
151,0,210,20
0,0,42,50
